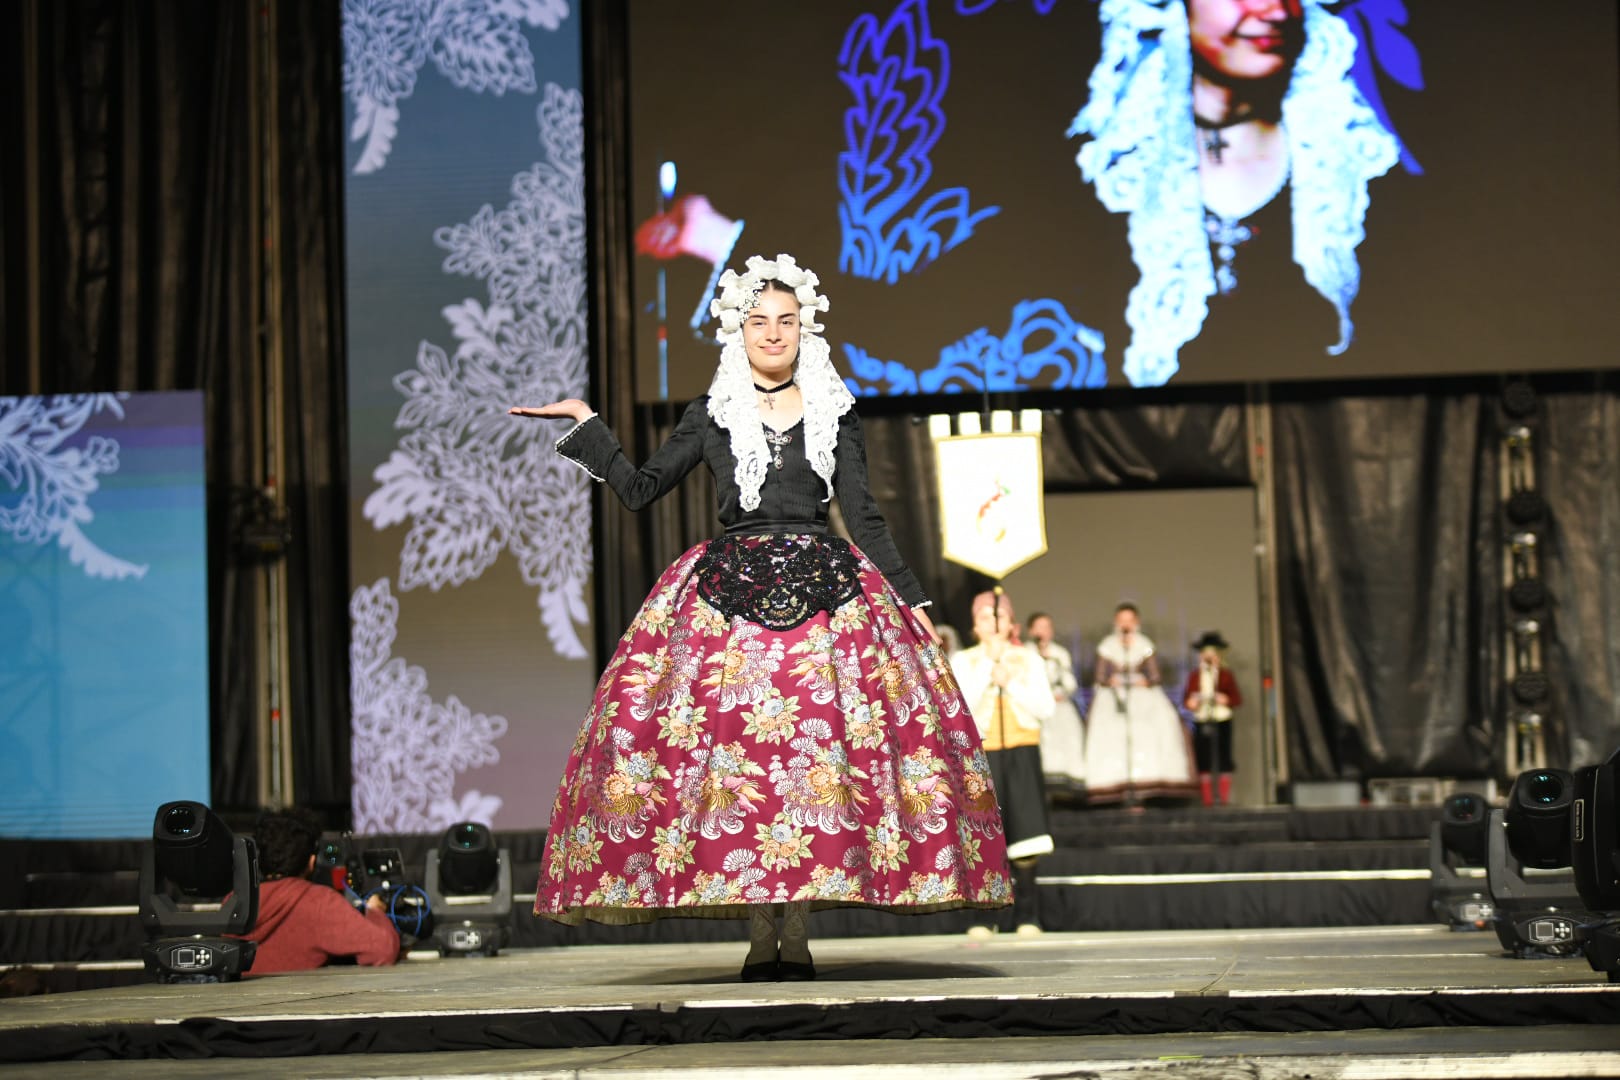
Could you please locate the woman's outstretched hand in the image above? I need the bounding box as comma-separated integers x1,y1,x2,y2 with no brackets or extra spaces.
509,399,594,423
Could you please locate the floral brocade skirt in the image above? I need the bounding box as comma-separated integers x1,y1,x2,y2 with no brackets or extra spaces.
535,533,1012,925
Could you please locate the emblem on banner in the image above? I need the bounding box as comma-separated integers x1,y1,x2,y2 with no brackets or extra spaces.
930,413,1047,579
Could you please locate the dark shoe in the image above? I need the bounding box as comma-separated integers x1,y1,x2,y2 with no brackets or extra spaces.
740,952,780,982
776,956,816,981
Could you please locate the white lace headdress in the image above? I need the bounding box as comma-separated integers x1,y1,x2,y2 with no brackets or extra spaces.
706,253,853,511
1069,0,1399,387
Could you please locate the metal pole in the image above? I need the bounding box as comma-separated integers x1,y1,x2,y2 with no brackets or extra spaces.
250,0,292,808
1248,386,1288,803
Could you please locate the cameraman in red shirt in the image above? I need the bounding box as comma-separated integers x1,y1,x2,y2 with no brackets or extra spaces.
238,809,401,974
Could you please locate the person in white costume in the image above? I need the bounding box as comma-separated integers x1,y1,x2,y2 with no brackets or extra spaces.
1026,612,1086,801
952,591,1055,933
1082,603,1198,804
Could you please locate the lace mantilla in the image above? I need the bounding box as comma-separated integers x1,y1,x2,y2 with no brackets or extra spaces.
692,533,864,631
1069,0,1398,385
1096,631,1157,668
706,254,854,512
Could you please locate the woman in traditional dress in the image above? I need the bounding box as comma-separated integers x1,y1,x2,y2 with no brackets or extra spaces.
1026,611,1086,800
510,254,1010,981
1082,602,1199,803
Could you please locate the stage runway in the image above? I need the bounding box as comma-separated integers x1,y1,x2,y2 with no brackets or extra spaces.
4,924,1619,1076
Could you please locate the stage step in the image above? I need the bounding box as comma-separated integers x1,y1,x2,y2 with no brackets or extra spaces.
0,806,1443,980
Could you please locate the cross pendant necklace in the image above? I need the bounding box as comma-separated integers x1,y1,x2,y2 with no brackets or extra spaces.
753,376,795,410
1194,111,1249,166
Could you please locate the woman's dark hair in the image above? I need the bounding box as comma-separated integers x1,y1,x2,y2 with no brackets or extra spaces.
254,807,324,880
1026,611,1053,629
757,278,797,298
1115,601,1139,616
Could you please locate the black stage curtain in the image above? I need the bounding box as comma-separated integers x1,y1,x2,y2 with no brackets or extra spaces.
0,1,351,818
1271,391,1503,781
1272,378,1620,780
1534,380,1620,767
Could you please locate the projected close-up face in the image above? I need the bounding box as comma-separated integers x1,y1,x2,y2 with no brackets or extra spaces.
1188,0,1304,81
743,284,801,383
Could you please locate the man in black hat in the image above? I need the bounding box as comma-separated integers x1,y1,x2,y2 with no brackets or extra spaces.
1182,631,1243,806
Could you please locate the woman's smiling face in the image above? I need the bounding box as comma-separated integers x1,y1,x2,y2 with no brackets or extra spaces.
742,284,800,383
1187,0,1303,82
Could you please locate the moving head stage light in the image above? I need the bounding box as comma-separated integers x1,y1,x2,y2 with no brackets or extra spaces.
1429,792,1493,931
1572,747,1620,980
425,821,512,957
138,801,260,983
1485,769,1593,959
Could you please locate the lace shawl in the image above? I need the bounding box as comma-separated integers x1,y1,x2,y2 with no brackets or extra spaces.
1096,630,1157,668
1070,0,1400,386
706,332,854,512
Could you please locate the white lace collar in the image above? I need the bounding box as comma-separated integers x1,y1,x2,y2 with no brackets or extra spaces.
1097,630,1156,666
706,333,853,511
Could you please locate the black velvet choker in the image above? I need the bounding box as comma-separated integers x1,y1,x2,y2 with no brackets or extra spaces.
753,376,795,409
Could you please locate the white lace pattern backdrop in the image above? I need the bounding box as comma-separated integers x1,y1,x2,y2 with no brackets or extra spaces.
342,0,588,833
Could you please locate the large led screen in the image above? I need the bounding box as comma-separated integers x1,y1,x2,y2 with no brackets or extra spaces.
629,0,1620,398
342,1,590,832
0,392,210,838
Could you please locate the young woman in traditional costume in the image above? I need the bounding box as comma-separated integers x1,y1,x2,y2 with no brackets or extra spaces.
512,254,1010,980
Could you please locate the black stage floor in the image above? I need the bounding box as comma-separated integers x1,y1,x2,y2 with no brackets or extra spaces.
4,925,1618,1074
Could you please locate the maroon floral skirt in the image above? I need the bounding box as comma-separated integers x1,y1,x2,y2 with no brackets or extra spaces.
535,533,1011,925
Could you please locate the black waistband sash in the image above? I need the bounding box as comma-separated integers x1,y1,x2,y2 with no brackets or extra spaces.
692,533,862,630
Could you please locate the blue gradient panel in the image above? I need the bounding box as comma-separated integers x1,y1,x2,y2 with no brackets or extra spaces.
0,392,209,838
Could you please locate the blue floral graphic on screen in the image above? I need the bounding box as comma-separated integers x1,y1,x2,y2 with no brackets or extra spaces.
342,0,570,175
955,0,1059,13
0,394,147,581
1336,0,1425,174
844,300,1106,395
838,0,999,283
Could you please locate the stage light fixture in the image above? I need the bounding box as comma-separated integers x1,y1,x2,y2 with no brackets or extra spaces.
1501,379,1538,419
1507,769,1576,870
1507,533,1546,613
1571,747,1620,981
1573,750,1620,910
1441,793,1489,864
1511,671,1550,707
424,821,512,957
1485,769,1591,959
1429,792,1493,931
138,801,260,983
